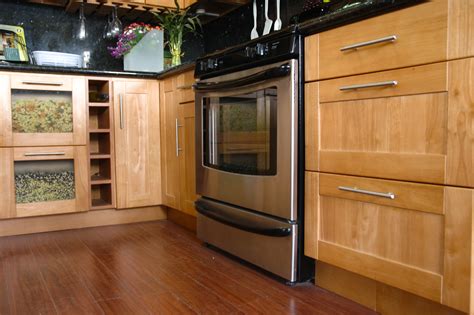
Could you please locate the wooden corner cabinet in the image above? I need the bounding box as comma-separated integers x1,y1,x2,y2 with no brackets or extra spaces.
113,78,162,209
304,1,474,314
160,69,198,216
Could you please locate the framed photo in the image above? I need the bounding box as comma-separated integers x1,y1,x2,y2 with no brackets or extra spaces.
0,24,28,62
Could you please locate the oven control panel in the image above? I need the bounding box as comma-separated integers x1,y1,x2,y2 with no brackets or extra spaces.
195,31,300,79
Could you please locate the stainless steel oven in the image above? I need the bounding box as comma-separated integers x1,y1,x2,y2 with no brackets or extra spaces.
195,60,298,220
194,31,312,283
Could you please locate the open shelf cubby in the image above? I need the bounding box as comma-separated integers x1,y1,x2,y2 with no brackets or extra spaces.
91,184,113,209
87,79,115,210
89,106,111,129
90,158,112,184
88,80,110,103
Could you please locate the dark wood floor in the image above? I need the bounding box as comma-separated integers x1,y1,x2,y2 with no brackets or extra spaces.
0,221,377,315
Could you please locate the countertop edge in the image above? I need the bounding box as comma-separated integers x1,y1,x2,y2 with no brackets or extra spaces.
0,61,195,79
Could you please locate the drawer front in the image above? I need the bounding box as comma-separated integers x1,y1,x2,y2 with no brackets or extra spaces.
319,92,448,184
177,70,195,104
317,1,448,80
10,73,73,91
314,173,445,302
1,73,87,147
9,146,89,218
319,62,447,103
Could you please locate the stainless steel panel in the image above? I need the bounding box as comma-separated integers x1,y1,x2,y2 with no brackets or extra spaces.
195,60,298,221
197,203,297,282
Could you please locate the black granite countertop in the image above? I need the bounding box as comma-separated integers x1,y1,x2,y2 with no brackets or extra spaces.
298,0,427,35
0,61,195,79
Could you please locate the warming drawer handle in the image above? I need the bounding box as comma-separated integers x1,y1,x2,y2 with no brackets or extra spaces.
24,152,66,157
195,200,292,237
338,186,396,199
339,80,398,91
340,35,398,51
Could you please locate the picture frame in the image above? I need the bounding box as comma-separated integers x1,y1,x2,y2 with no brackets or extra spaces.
0,24,28,62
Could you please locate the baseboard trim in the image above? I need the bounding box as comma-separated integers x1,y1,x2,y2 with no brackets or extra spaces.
0,206,167,237
167,207,197,233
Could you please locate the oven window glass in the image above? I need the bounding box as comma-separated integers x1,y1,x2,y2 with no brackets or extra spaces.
203,87,277,175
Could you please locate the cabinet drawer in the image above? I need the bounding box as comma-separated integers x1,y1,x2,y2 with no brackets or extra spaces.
319,91,448,184
304,172,474,307
177,70,195,104
319,62,447,103
0,146,89,219
312,1,448,80
0,73,87,147
308,58,474,187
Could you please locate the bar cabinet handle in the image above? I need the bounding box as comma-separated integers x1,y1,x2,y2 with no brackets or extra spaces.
175,118,183,157
21,81,63,86
338,186,396,200
339,80,398,91
24,152,66,157
119,94,124,129
340,35,397,51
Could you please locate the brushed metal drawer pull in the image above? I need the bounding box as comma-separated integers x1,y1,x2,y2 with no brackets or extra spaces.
24,152,66,157
338,186,395,199
119,94,124,129
21,81,63,86
340,35,397,51
175,118,183,156
340,80,398,91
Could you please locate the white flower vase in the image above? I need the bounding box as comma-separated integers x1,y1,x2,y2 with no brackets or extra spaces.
124,29,164,72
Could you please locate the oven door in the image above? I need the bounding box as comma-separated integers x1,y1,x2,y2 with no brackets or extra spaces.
195,60,298,221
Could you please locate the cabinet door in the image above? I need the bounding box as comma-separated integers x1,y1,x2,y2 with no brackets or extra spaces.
178,101,197,216
0,146,88,218
113,80,162,209
1,73,86,147
160,78,180,209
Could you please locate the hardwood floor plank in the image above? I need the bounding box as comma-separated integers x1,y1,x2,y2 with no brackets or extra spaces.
0,236,57,315
0,221,377,315
97,296,150,315
27,234,104,314
137,292,197,315
45,230,134,302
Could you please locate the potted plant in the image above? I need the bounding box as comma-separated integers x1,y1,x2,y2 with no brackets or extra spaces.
108,22,164,72
153,0,201,66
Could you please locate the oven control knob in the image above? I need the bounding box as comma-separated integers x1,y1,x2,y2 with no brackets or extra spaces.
245,46,256,58
207,58,218,70
256,43,269,56
199,60,207,71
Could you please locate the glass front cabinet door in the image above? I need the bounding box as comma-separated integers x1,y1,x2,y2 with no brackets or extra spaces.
0,73,87,147
0,146,88,218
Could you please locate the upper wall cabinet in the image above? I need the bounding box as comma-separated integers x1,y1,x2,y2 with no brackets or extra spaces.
305,0,474,81
0,73,87,147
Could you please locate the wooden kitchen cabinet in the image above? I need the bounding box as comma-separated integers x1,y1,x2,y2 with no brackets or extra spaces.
0,146,89,219
160,69,197,216
305,0,474,81
0,72,87,147
305,171,474,313
306,59,474,188
177,99,197,216
113,79,162,209
160,76,181,209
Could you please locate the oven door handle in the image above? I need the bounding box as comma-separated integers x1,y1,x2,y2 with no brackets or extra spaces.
193,63,291,92
195,199,292,237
